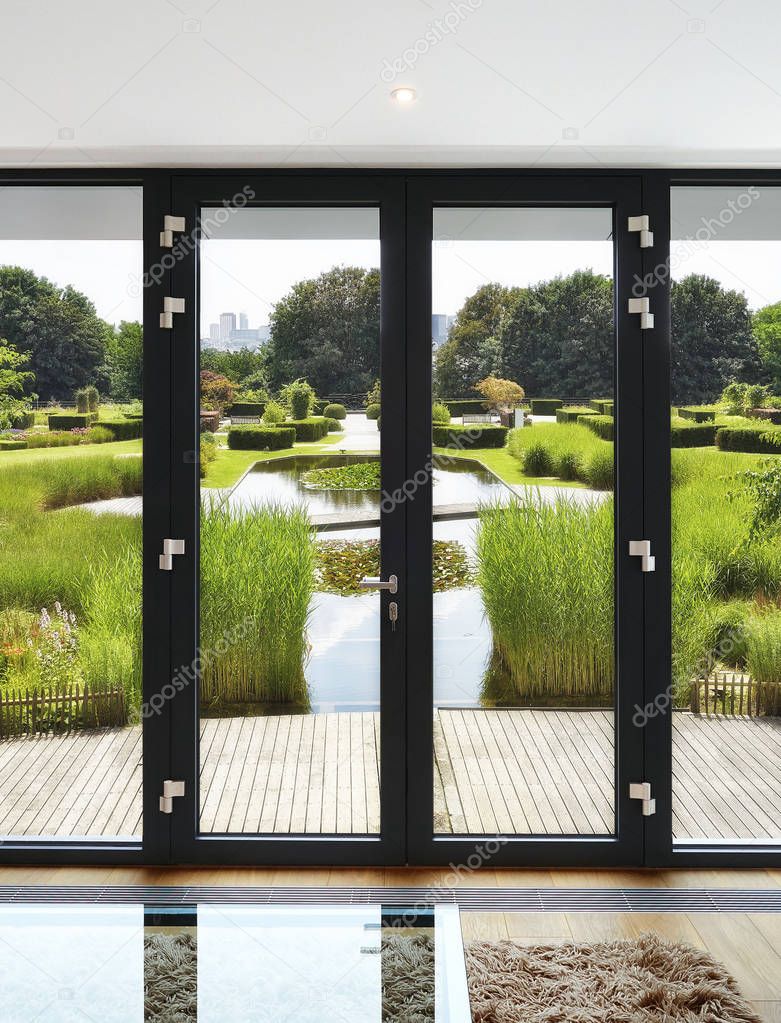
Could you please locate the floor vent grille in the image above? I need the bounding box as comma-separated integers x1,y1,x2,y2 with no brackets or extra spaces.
0,886,778,913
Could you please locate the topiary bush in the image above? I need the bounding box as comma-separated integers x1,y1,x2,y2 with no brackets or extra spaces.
323,402,346,421
48,413,93,431
97,418,143,441
530,398,562,416
74,388,90,413
365,403,381,420
715,427,781,453
228,426,295,450
432,401,451,424
280,417,328,442
432,424,508,449
85,385,100,412
583,414,614,441
282,379,315,420
325,417,342,432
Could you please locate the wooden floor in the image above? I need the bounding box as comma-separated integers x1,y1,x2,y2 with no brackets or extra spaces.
1,710,780,842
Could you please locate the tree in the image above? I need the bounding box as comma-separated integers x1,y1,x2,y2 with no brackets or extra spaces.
475,375,525,413
498,270,613,397
670,274,761,404
0,338,36,429
0,266,109,400
265,266,380,396
105,320,143,399
200,370,236,412
201,347,267,386
433,283,520,397
753,301,781,392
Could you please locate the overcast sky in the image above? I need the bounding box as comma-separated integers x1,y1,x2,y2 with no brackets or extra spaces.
0,237,779,333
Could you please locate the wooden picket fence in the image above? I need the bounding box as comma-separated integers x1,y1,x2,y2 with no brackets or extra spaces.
0,681,127,739
690,671,781,717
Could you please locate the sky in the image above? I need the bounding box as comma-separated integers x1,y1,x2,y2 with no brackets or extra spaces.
0,236,779,334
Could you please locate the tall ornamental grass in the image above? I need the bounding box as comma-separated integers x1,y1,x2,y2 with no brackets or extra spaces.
477,495,614,704
508,423,614,489
746,611,781,686
199,501,315,706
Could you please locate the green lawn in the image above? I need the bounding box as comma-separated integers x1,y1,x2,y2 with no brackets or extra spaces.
202,433,350,489
434,446,586,488
0,438,141,465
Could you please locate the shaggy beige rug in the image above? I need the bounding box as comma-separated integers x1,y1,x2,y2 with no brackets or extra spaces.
144,932,197,1021
465,935,761,1023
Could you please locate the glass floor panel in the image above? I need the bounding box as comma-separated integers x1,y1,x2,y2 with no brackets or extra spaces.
0,902,470,1022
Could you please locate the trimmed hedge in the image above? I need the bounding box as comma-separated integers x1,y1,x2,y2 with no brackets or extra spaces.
530,399,562,416
715,426,781,453
97,418,143,441
365,403,381,420
229,401,266,418
323,403,346,420
228,426,296,450
277,417,329,442
438,399,487,415
746,408,781,425
556,406,599,424
0,439,27,450
670,422,718,447
678,406,716,423
48,413,96,430
588,399,612,414
433,424,508,449
10,411,34,430
583,414,614,441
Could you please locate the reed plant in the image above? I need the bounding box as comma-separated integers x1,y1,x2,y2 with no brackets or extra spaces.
199,500,315,706
477,495,614,704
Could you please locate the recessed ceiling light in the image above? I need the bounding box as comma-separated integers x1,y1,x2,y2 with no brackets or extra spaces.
391,87,417,105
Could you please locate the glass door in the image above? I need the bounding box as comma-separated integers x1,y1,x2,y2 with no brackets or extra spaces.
169,176,406,864
406,176,647,866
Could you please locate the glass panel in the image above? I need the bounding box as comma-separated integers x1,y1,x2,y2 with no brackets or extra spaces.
0,186,143,841
0,901,469,1021
198,206,382,834
431,207,616,836
670,185,781,845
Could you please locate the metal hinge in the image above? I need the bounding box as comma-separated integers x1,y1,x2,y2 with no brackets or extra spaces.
629,539,655,572
160,215,185,248
160,296,186,330
628,214,653,248
159,538,185,571
629,782,656,816
628,296,654,330
159,779,185,814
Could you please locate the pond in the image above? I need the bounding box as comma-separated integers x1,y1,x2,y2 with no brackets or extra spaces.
226,453,513,517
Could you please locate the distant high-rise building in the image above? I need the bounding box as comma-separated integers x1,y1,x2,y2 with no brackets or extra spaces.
257,324,271,343
239,311,249,330
209,323,220,342
219,312,236,341
432,313,449,348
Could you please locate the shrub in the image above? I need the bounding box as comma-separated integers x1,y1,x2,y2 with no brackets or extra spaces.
589,399,612,413
716,426,781,453
432,424,508,448
678,406,717,422
199,432,217,479
200,502,314,705
85,385,100,412
48,413,93,431
227,426,295,450
200,370,236,412
0,439,27,450
522,442,554,477
670,420,718,447
261,400,285,425
325,417,342,432
97,418,143,441
230,401,266,419
282,379,315,420
85,426,115,444
365,403,381,420
282,417,329,442
432,401,451,424
556,406,598,424
530,399,562,416
437,399,486,415
583,448,614,490
10,411,34,430
74,388,90,413
323,402,346,420
477,496,614,703
366,379,381,407
583,415,614,441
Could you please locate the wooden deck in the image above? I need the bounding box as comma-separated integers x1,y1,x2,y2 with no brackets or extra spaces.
0,710,779,842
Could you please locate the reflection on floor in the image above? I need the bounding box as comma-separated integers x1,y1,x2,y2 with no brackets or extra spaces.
1,709,780,841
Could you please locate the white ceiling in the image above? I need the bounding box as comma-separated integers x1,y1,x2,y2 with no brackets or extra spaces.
1,0,780,168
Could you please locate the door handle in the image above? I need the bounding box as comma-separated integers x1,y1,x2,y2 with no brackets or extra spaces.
358,574,398,594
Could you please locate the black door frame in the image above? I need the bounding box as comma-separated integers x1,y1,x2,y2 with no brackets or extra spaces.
1,167,780,869
168,173,407,865
405,174,647,867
